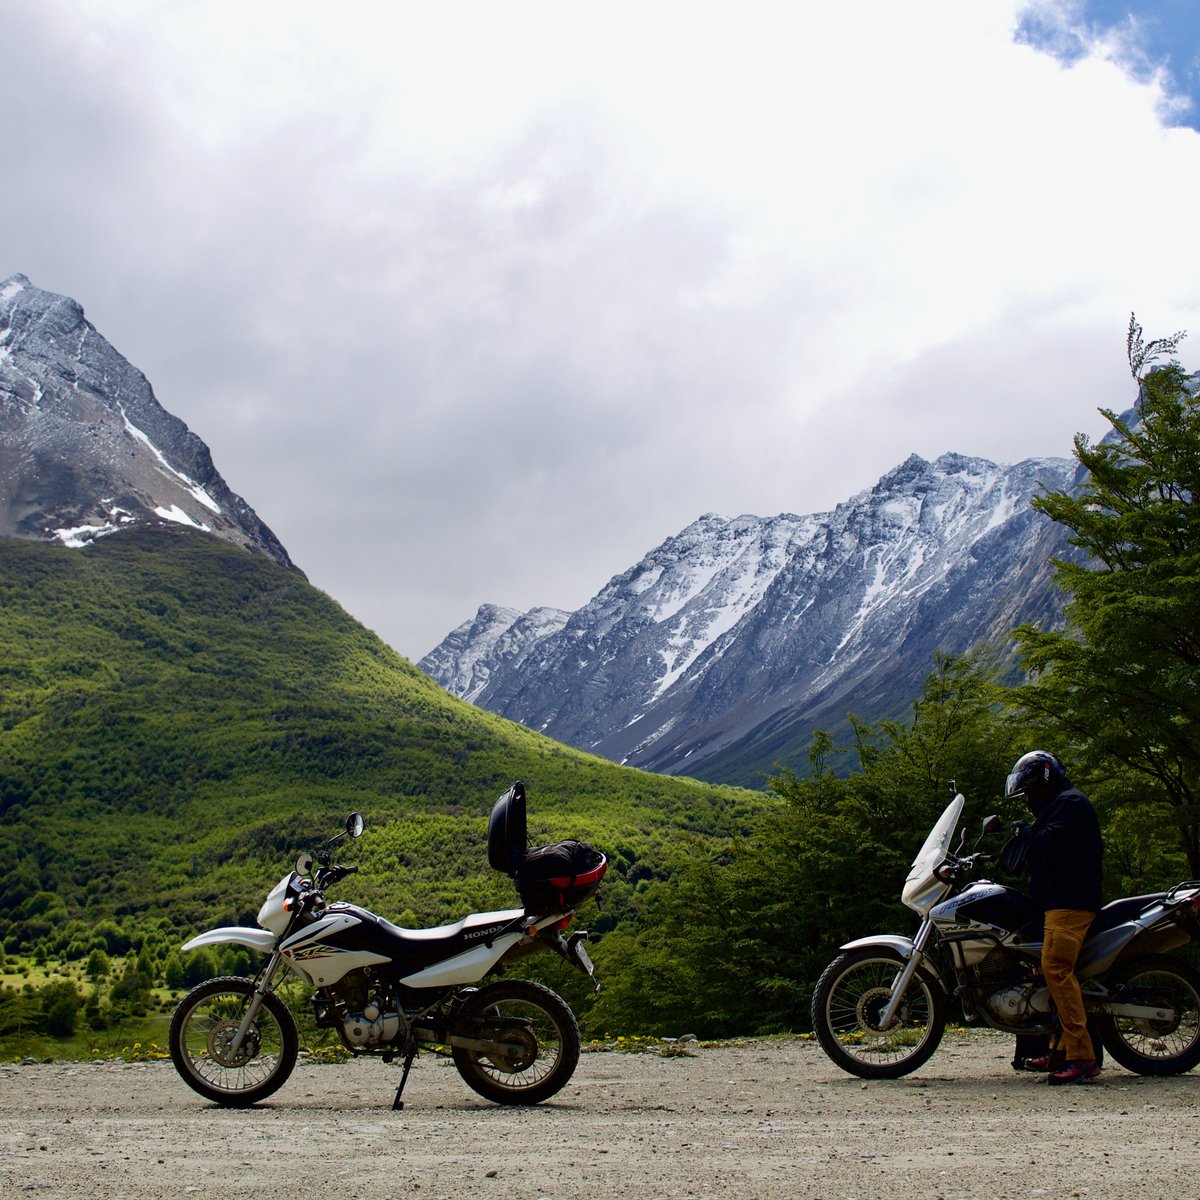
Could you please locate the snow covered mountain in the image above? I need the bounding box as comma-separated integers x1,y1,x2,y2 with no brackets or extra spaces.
419,603,571,705
421,452,1075,784
0,274,295,569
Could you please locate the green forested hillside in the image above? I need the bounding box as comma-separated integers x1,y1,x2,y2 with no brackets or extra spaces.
0,528,759,1042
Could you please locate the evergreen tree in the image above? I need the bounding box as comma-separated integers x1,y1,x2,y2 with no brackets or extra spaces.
1012,317,1200,874
85,947,110,986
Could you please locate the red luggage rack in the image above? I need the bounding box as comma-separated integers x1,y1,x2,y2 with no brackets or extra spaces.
516,851,607,914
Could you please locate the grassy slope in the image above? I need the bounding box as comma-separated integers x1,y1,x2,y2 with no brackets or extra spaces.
0,528,761,949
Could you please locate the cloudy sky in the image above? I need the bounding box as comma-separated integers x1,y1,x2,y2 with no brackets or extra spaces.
3,1,1199,659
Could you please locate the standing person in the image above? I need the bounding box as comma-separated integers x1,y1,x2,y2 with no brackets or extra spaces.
1005,750,1104,1085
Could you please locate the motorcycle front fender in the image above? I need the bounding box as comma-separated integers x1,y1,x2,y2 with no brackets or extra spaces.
839,934,945,989
840,933,917,955
182,927,277,954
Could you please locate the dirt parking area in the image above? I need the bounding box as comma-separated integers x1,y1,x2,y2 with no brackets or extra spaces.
2,1032,1199,1199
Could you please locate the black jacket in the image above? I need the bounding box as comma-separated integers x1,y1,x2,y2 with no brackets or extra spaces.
1025,785,1103,913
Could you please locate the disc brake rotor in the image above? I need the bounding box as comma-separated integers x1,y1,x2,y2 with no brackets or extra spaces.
207,1018,261,1068
856,986,907,1032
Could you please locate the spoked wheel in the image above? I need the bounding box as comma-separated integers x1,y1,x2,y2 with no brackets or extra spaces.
451,979,580,1105
169,976,298,1105
811,948,946,1079
1097,955,1200,1076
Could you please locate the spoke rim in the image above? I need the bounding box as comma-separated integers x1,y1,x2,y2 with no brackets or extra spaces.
470,999,563,1091
824,957,935,1068
1113,969,1200,1061
179,993,286,1094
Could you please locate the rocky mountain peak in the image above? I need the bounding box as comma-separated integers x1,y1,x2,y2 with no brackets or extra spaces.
0,274,297,571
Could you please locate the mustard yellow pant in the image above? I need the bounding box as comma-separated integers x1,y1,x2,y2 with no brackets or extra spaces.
1042,908,1097,1062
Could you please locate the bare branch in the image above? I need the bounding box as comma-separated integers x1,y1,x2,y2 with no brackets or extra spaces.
1127,311,1187,381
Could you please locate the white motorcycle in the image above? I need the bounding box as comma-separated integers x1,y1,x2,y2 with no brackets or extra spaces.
811,784,1200,1078
168,783,605,1109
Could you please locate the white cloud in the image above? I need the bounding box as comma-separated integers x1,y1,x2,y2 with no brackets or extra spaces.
2,1,1198,657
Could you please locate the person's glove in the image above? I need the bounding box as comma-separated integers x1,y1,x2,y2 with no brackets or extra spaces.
1000,825,1030,874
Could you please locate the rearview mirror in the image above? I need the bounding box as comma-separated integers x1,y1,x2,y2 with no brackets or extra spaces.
981,814,1005,835
295,851,314,876
346,812,365,839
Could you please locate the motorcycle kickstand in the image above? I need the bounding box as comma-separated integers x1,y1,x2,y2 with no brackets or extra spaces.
391,1045,418,1112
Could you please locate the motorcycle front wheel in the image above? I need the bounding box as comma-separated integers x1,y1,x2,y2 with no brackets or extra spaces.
811,947,947,1079
169,976,299,1105
1097,954,1200,1076
451,979,581,1105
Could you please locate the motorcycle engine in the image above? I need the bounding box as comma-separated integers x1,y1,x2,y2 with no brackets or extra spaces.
977,949,1051,1024
984,985,1036,1022
342,1003,402,1048
327,969,404,1049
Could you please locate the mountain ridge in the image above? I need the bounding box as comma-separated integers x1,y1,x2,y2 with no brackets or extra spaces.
0,270,1078,789
421,449,1077,784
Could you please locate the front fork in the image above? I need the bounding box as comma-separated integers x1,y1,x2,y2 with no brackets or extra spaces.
228,951,285,1056
879,917,935,1029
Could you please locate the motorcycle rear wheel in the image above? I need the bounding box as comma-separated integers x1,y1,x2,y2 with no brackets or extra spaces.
811,947,947,1079
451,979,580,1105
169,976,298,1106
1096,954,1200,1076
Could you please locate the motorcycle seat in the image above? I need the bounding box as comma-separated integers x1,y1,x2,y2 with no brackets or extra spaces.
1012,892,1169,945
324,902,526,969
395,907,526,944
1088,892,1167,938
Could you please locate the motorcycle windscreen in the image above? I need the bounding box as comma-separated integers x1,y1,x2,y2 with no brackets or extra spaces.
901,793,964,914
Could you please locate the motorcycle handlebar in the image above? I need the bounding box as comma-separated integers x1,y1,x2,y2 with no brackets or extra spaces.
934,852,992,884
317,863,358,887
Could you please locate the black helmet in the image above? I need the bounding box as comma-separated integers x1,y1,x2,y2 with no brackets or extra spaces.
1005,750,1067,814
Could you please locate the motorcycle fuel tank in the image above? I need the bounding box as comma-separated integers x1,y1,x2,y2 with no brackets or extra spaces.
279,911,391,987
931,882,1042,939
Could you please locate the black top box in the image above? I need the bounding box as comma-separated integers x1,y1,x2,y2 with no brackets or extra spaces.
487,781,607,914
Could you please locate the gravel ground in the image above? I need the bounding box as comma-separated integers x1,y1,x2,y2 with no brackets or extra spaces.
2,1031,1200,1199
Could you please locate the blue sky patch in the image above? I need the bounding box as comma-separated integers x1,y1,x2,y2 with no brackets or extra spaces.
1017,1,1200,131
